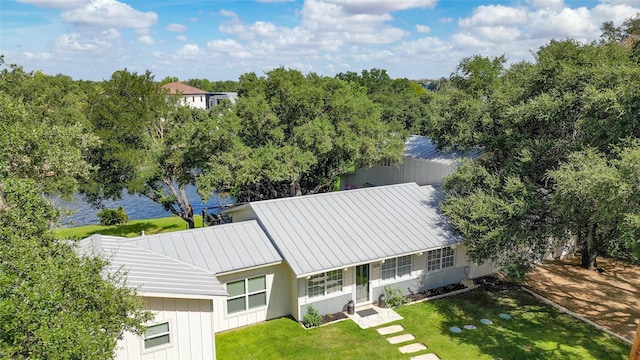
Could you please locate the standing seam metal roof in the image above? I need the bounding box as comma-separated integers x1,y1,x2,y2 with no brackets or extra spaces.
78,235,226,298
131,220,282,274
243,183,460,277
404,135,484,165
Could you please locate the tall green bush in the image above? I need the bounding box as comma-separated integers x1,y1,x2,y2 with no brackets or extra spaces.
97,206,128,226
303,305,322,328
384,285,407,308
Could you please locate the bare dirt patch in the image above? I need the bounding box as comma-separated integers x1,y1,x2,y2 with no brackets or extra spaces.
525,256,640,341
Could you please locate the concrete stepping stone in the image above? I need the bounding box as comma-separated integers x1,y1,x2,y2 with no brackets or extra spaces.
399,343,427,354
377,324,404,335
387,333,415,344
410,353,441,360
499,313,512,320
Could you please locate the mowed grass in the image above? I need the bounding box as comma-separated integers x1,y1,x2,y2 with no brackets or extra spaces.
216,288,629,360
52,216,203,239
216,317,401,360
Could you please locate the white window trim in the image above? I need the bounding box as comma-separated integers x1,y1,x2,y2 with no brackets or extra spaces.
426,247,456,273
381,255,413,283
306,270,344,300
141,319,174,354
226,275,268,316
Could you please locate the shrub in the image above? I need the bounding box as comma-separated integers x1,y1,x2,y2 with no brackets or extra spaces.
384,285,408,308
303,305,322,328
97,206,129,226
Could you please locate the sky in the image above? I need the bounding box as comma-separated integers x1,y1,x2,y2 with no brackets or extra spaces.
1,0,639,82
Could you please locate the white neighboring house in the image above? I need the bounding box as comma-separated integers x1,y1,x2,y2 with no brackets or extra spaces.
80,183,494,359
161,82,238,110
340,135,483,190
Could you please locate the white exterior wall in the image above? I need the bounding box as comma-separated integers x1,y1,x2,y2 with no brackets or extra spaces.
178,94,208,109
229,206,258,223
295,267,354,320
295,244,494,317
115,297,216,360
340,158,456,190
214,263,292,332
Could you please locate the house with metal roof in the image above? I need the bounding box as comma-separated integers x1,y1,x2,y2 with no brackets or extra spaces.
340,135,484,190
161,82,238,110
79,235,226,360
227,182,492,321
81,183,492,359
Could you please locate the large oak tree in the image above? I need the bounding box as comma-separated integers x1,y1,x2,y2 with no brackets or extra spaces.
426,19,640,277
85,69,235,228
0,59,151,358
198,68,406,202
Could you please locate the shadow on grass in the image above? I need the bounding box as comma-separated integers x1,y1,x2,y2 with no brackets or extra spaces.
429,289,627,360
63,222,183,239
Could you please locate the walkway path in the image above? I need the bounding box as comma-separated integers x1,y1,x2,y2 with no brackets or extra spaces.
347,305,440,359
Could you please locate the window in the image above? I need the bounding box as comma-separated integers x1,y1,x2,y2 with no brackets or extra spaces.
381,255,412,281
441,247,455,268
307,270,343,298
427,247,455,272
144,322,170,350
227,276,267,314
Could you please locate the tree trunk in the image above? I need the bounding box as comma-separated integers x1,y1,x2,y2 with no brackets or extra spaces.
580,245,591,268
290,180,302,197
182,214,195,229
580,224,599,269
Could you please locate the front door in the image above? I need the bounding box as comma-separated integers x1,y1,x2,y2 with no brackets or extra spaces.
355,264,370,304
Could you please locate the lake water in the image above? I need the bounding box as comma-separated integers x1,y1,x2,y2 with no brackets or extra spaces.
54,185,233,227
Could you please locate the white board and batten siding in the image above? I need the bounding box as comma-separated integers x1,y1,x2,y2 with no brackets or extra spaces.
341,158,456,189
214,263,293,332
115,297,217,360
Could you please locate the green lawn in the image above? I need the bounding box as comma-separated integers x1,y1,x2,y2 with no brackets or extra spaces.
216,288,628,360
52,216,203,239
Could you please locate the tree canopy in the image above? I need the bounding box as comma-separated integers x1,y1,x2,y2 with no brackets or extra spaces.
198,68,406,202
0,58,151,358
426,20,640,277
336,68,432,133
84,69,235,228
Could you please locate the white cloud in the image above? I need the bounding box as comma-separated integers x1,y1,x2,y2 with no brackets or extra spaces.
52,28,121,53
177,35,188,42
22,51,52,59
601,0,640,5
415,24,431,33
321,0,437,15
17,0,89,9
59,0,157,29
526,0,565,11
174,44,203,58
590,3,640,26
167,23,187,32
450,32,491,49
138,35,155,44
459,5,528,27
219,9,238,18
440,17,453,23
55,32,109,52
528,7,596,39
397,36,452,55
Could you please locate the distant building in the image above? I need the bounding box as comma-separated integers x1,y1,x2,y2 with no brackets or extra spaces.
340,135,484,190
162,82,238,110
